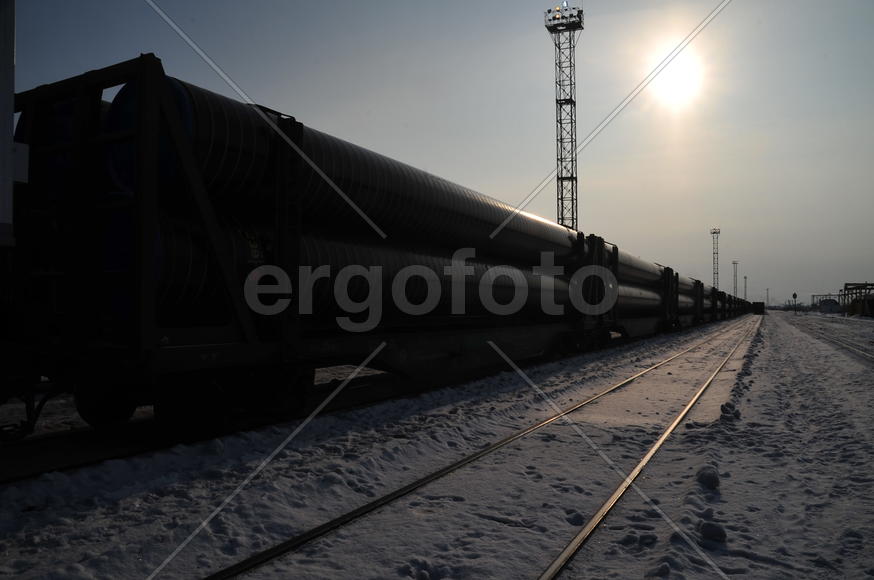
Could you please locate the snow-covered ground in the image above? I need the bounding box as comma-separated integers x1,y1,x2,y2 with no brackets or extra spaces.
0,320,745,579
566,311,874,578
2,313,871,579
786,311,874,349
251,320,757,580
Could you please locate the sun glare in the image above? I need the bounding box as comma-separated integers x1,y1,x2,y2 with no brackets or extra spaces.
648,45,703,110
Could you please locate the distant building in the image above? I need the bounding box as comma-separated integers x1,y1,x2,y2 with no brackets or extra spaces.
818,299,841,314
848,295,874,317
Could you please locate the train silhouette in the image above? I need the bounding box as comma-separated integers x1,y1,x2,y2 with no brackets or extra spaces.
1,55,751,433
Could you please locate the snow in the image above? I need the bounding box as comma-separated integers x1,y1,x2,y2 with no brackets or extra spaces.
565,312,874,578
789,312,874,347
1,313,873,579
250,320,756,579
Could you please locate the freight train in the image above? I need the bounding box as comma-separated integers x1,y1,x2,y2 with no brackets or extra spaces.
0,55,750,433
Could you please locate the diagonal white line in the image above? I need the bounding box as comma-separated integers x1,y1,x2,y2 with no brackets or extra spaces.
143,0,387,239
487,340,729,580
490,0,733,239
146,342,387,579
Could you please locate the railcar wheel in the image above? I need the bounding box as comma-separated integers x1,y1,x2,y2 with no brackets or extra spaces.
74,385,136,429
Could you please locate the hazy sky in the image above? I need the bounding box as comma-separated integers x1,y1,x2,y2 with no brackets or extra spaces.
15,1,874,304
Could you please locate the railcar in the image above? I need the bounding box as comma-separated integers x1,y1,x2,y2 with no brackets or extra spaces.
0,55,749,432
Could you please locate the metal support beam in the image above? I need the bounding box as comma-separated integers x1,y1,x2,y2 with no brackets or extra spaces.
0,0,14,246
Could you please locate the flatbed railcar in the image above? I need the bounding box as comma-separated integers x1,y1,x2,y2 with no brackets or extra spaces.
0,55,750,433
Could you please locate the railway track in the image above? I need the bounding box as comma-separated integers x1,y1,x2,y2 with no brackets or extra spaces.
203,317,756,580
539,317,758,578
788,318,874,364
815,333,874,363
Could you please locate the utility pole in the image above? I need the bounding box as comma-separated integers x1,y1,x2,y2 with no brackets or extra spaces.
766,288,769,306
710,228,720,289
545,1,583,231
744,275,747,301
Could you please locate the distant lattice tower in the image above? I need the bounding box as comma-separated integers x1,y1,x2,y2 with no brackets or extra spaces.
710,228,720,289
732,260,739,297
545,1,583,231
744,275,747,300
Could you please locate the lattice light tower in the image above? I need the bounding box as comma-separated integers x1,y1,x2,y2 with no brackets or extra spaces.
732,260,739,297
710,228,720,289
545,2,583,231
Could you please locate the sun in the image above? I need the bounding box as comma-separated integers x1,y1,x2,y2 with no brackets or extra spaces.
648,45,703,110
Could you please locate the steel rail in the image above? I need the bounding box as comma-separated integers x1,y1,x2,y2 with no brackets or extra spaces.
204,318,751,580
805,329,874,363
787,317,874,363
538,318,758,580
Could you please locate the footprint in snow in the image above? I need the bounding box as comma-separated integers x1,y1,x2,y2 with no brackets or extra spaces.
564,510,585,526
524,466,543,481
423,495,465,503
396,557,454,580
